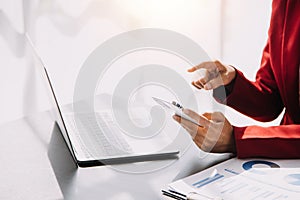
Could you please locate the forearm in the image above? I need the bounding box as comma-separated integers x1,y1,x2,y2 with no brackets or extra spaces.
213,69,284,122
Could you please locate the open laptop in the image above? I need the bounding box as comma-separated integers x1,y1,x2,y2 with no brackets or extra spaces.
26,35,179,167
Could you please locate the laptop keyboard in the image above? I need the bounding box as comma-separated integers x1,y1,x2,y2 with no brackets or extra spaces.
65,112,133,159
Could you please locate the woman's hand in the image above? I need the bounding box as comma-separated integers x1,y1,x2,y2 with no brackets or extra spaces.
188,60,236,90
173,109,236,153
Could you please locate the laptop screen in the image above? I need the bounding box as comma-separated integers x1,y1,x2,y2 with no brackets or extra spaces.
26,35,78,164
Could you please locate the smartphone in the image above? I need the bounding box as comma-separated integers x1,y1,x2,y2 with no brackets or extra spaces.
152,97,203,127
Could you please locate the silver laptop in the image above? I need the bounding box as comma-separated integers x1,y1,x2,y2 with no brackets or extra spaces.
26,35,179,167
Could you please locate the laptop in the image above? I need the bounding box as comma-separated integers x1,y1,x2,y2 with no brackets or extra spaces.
26,35,179,167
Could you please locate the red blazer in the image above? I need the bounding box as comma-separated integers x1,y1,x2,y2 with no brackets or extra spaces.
214,0,300,158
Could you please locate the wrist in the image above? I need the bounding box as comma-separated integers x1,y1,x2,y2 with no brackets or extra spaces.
228,127,236,154
224,65,236,85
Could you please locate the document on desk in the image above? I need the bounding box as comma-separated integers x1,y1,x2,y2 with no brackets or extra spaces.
163,158,300,200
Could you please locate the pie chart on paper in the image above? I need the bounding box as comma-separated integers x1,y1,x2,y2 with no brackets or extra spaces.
284,174,300,186
242,160,280,170
242,160,280,175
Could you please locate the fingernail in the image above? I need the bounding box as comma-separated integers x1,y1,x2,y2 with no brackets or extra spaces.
192,82,202,89
187,68,194,72
191,83,199,89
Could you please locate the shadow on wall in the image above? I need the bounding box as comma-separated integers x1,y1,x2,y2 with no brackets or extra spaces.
0,0,145,125
30,0,143,37
0,11,25,57
0,9,38,126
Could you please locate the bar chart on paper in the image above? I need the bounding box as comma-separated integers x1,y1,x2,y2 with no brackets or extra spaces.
192,171,224,188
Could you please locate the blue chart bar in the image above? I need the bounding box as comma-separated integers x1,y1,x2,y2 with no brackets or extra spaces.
192,173,224,188
224,168,239,175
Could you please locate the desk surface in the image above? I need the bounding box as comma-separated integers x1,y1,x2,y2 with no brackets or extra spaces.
0,111,230,200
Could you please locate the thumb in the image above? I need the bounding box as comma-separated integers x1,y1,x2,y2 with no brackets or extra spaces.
210,112,225,122
214,60,227,72
183,109,210,127
203,76,224,90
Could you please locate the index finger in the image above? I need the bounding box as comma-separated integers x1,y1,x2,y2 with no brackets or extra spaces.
188,60,225,73
173,115,199,131
187,61,216,72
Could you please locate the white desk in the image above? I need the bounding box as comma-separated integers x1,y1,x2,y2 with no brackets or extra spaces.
0,111,230,200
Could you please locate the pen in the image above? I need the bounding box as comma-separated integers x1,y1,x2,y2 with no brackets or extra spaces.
161,189,186,200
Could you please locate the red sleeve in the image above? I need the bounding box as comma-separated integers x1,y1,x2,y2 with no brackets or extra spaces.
213,42,284,122
212,0,300,159
234,125,300,159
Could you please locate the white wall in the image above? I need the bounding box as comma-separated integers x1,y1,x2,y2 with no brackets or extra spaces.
222,0,272,79
0,0,277,127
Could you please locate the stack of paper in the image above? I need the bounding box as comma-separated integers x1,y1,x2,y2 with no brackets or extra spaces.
163,158,300,200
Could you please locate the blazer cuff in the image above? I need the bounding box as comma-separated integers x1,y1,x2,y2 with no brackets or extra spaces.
213,69,247,105
213,84,234,104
